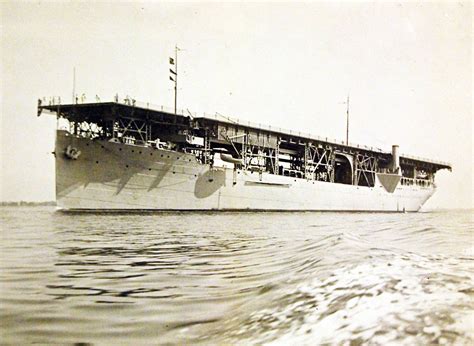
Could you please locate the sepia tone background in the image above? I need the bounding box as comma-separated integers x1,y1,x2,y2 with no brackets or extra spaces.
1,1,472,209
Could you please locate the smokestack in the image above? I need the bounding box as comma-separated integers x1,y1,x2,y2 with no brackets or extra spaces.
391,145,400,173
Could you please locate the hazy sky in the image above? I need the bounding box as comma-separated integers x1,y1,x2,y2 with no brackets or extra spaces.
1,1,472,209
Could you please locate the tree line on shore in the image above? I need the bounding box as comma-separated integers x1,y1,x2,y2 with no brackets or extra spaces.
0,201,56,206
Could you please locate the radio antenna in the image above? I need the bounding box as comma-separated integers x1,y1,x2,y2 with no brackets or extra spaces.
72,67,76,103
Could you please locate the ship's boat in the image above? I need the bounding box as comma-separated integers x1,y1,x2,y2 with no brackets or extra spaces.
37,99,451,212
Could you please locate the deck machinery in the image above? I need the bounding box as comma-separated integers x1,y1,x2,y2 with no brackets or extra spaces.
38,99,451,211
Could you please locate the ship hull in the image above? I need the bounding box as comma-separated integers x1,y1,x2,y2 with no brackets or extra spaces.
56,131,435,212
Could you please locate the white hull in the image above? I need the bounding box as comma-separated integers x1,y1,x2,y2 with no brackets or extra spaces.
56,131,435,212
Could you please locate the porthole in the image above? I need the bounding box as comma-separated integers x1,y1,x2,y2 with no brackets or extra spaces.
119,148,122,151
139,151,142,154
148,168,152,171
101,145,104,149
161,154,163,158
86,143,89,146
150,153,153,156
126,165,129,168
96,161,99,164
132,150,134,153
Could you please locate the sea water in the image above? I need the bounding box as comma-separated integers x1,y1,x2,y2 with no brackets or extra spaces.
0,207,472,345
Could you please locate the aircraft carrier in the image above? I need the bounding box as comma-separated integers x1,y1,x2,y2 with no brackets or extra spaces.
38,98,451,212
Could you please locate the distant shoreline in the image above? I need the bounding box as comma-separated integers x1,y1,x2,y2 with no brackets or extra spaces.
0,201,472,211
1,201,56,206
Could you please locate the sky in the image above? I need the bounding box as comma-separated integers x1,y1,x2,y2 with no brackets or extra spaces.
0,1,472,209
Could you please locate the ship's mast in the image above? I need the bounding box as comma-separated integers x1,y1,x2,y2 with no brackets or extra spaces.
170,45,180,117
72,67,76,103
174,45,178,114
346,94,349,145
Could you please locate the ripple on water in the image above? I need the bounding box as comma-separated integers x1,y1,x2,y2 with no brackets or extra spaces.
0,207,473,345
215,252,474,345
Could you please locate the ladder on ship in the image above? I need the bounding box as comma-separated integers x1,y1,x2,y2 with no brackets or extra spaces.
204,132,211,164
